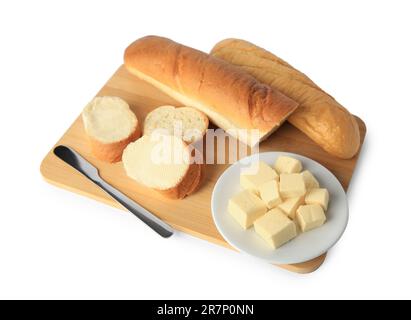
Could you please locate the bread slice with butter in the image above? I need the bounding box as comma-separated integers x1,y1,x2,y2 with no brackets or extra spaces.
122,134,202,199
82,96,141,163
144,105,209,144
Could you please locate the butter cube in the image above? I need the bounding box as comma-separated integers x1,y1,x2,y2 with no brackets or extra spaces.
274,156,302,174
258,180,282,209
279,173,306,198
301,170,320,191
296,204,326,232
278,196,304,220
305,188,329,211
254,208,297,249
228,190,267,229
240,161,279,194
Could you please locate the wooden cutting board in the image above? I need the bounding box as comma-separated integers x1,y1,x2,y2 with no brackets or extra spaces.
40,65,367,273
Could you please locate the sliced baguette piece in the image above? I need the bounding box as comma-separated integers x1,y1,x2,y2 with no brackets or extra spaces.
82,96,141,163
144,105,209,144
124,36,299,147
122,134,202,199
210,39,360,159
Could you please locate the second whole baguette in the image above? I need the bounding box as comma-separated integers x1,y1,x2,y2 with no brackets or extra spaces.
211,39,360,159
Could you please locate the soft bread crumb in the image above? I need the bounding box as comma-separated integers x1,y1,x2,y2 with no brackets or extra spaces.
144,105,208,144
82,96,138,143
122,135,192,190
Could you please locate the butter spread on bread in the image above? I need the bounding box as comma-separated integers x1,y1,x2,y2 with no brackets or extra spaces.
122,134,202,199
211,39,360,159
124,36,298,147
82,96,141,163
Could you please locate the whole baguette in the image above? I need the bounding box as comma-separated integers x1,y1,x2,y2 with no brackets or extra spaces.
124,36,298,146
211,39,360,159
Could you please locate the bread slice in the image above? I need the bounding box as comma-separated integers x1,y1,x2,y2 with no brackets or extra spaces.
211,39,360,159
122,134,202,199
82,96,141,162
144,105,209,144
124,36,298,147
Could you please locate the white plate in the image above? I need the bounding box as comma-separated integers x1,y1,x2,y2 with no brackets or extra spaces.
211,152,349,265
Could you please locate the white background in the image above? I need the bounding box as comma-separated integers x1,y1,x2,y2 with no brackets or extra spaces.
1,0,410,300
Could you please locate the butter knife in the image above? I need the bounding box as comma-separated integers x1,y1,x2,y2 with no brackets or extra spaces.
54,145,174,238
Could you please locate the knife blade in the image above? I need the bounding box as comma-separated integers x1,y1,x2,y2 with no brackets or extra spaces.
53,145,174,238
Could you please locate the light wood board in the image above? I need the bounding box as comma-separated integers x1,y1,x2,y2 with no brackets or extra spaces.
40,65,366,274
